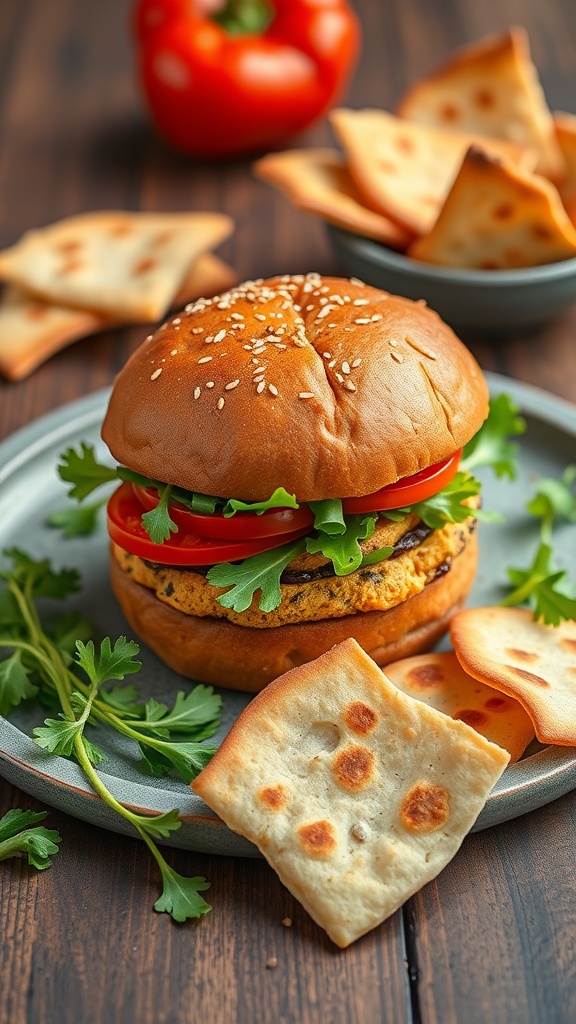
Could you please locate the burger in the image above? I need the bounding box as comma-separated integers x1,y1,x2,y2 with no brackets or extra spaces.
95,273,488,692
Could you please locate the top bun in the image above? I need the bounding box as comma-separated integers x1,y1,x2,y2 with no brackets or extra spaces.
101,274,488,501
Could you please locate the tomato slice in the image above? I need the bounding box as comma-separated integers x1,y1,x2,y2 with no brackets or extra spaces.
341,451,462,514
132,484,314,539
107,483,309,566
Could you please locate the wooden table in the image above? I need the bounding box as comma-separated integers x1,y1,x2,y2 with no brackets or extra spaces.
1,2,576,1022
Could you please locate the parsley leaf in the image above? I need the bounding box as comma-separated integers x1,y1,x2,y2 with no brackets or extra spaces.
1,548,80,600
48,499,107,537
462,393,526,479
306,514,377,575
153,865,211,922
502,541,576,626
58,442,118,500
207,537,306,613
0,652,38,716
141,485,178,544
74,636,142,686
0,808,61,870
526,464,576,542
126,685,222,737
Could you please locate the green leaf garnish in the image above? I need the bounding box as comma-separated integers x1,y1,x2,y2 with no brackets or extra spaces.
207,537,306,612
0,808,61,870
0,550,220,919
141,485,178,544
58,442,118,500
48,499,107,537
308,498,346,536
0,651,38,716
394,472,484,530
223,486,298,517
502,541,576,626
306,514,378,575
153,864,211,922
462,393,526,479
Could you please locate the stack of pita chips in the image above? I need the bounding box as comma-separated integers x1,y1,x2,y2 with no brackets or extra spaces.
193,604,576,946
193,637,510,948
255,27,576,271
0,210,236,380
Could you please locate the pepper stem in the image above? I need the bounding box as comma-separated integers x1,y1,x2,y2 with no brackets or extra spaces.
212,0,272,36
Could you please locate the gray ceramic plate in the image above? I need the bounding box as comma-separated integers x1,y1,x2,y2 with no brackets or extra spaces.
1,374,576,855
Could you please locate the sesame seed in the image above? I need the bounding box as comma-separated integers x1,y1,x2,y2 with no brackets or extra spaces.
342,361,351,374
214,329,226,343
192,327,204,334
198,356,212,363
254,313,266,321
299,392,315,399
217,397,225,409
254,375,265,383
344,380,357,391
171,349,178,355
335,372,344,383
352,358,362,367
268,384,278,396
172,317,181,325
253,346,267,355
293,338,306,347
354,318,371,325
256,381,266,394
145,334,153,341
206,381,215,388
371,314,383,322
323,351,331,359
328,359,337,369
328,323,337,328
305,303,314,311
230,312,244,320
225,379,240,390
350,277,365,286
194,387,201,399
150,368,162,380
390,339,398,347
353,298,370,306
391,351,404,363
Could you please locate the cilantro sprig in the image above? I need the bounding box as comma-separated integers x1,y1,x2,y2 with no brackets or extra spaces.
461,392,526,479
501,464,576,625
0,549,220,921
0,807,61,870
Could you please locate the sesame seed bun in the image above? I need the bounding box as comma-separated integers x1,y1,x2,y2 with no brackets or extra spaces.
101,274,488,502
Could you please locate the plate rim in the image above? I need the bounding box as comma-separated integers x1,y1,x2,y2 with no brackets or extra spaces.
1,373,576,849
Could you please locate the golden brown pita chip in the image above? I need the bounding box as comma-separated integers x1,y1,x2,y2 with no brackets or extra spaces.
384,651,534,763
554,112,576,226
450,607,576,746
330,108,536,236
396,27,564,180
0,254,238,381
408,146,576,269
0,211,233,322
253,147,411,249
193,638,509,948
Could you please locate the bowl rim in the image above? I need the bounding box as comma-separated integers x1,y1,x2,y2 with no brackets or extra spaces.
327,223,576,286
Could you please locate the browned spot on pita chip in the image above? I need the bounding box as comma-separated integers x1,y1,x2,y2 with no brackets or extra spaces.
259,785,288,810
297,820,337,857
332,744,375,791
400,782,450,833
342,700,378,735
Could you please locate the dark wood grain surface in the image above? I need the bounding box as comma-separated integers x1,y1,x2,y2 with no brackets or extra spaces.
1,2,576,1022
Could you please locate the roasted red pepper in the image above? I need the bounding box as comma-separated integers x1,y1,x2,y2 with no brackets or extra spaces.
133,0,361,158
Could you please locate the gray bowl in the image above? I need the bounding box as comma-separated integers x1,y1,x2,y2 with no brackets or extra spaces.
326,223,576,335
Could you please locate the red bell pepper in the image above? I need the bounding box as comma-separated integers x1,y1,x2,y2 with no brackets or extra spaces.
133,0,361,158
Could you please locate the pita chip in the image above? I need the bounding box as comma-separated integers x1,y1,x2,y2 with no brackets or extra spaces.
450,607,576,746
0,253,238,381
396,27,564,180
408,146,576,269
253,147,412,249
384,651,534,763
554,112,576,226
193,638,509,948
330,108,536,236
0,210,233,322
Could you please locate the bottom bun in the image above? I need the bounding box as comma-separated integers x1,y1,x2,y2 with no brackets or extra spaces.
110,532,478,692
